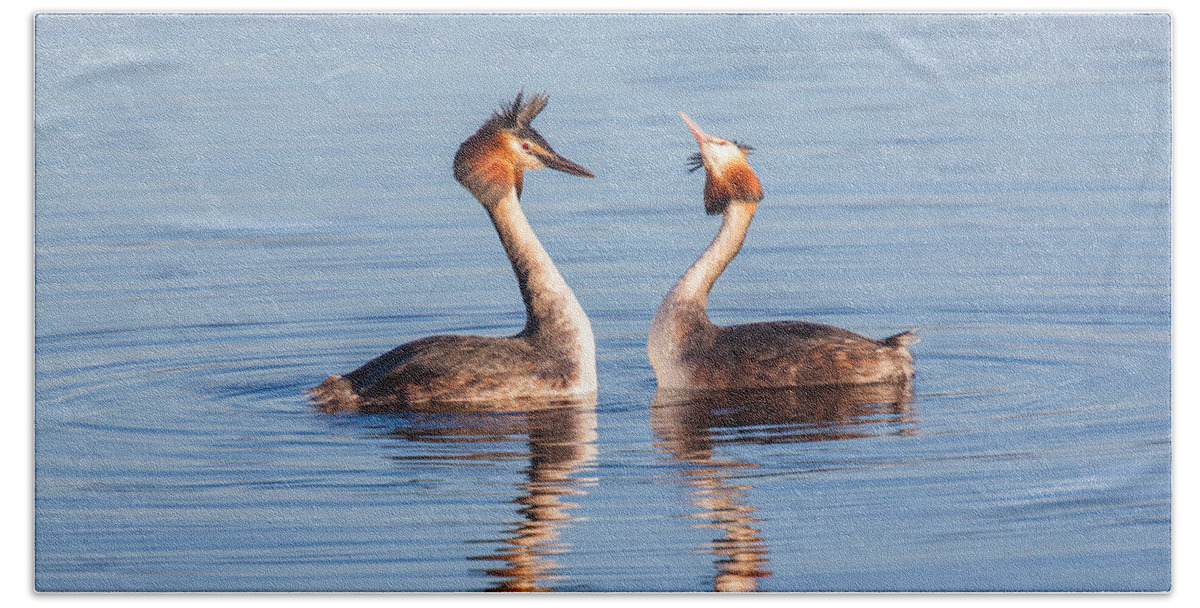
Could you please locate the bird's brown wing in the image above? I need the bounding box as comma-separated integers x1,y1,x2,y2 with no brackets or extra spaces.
339,334,584,411
689,321,912,388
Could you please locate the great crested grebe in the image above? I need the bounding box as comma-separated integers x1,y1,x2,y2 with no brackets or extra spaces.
310,93,597,412
647,111,917,391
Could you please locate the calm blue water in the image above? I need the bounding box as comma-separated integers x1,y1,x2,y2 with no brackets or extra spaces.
34,13,1170,592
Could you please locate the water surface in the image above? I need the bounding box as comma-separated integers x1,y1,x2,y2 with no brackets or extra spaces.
35,13,1170,591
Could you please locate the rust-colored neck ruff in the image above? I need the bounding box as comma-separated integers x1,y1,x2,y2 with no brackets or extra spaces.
704,160,763,215
454,128,522,205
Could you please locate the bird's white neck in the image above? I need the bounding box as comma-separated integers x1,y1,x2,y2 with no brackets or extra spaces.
486,188,596,389
649,201,757,373
663,201,756,314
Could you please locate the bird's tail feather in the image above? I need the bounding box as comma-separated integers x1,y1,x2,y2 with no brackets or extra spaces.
883,329,920,348
307,375,361,413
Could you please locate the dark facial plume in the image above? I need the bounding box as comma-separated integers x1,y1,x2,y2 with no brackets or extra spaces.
687,142,753,173
493,91,549,130
678,111,764,215
500,92,593,178
454,92,593,204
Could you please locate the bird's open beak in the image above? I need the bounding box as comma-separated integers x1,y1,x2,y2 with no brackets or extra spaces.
679,111,718,145
536,150,595,178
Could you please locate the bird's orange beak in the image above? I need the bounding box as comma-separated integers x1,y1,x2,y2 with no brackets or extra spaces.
679,111,718,145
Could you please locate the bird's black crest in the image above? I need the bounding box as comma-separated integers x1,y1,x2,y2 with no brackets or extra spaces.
684,141,754,173
492,91,549,131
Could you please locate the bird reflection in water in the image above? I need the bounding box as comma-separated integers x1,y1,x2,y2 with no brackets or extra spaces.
650,381,916,591
387,398,597,592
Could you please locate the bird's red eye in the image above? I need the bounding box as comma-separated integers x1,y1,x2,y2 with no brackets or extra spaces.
521,142,531,151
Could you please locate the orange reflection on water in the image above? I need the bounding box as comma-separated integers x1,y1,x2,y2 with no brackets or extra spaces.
651,381,916,591
391,399,597,592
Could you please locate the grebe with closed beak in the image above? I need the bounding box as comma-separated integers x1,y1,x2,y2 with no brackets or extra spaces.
647,111,917,391
310,93,597,412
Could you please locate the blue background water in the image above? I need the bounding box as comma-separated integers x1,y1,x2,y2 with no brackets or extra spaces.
34,13,1170,592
